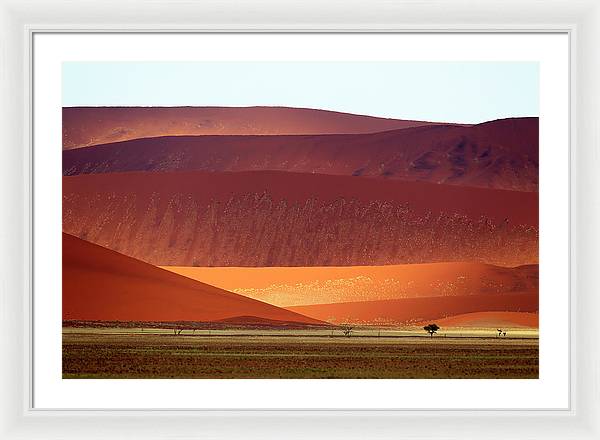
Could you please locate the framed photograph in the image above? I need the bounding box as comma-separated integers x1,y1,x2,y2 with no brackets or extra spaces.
1,0,599,439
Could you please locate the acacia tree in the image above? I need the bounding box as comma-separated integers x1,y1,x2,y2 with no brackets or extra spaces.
423,323,440,338
341,324,354,337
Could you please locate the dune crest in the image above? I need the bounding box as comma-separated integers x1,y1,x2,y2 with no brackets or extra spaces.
63,106,448,149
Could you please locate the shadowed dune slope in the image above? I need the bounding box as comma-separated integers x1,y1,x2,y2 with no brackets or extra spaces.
161,263,538,307
286,292,538,325
63,171,538,267
417,311,539,328
63,106,446,149
62,232,323,325
63,117,537,191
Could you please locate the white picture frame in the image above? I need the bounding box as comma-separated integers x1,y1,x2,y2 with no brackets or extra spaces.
0,0,598,439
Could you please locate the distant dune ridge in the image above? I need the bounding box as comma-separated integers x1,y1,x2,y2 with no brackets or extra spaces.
62,106,448,149
63,170,538,267
161,263,538,307
62,232,323,325
286,292,538,326
63,116,538,192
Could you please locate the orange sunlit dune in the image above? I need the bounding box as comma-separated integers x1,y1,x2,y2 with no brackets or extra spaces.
62,233,324,325
286,292,538,325
161,263,538,307
416,311,538,328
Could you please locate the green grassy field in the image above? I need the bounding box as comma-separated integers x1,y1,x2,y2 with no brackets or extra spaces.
63,327,538,379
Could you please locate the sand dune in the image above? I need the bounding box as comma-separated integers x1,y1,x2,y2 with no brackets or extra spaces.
62,232,323,325
63,171,538,267
161,263,538,307
63,117,538,191
286,292,538,325
418,311,538,328
63,106,446,149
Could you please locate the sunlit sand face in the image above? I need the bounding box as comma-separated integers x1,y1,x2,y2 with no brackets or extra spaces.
161,263,538,308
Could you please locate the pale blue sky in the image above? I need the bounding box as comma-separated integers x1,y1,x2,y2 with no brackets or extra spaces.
63,62,538,124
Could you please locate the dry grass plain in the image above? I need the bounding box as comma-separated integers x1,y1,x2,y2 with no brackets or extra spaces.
63,327,538,379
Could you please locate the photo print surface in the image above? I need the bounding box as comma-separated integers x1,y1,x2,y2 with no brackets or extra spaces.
62,61,539,379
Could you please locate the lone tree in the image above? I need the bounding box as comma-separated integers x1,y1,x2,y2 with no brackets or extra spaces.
423,323,440,338
341,324,354,337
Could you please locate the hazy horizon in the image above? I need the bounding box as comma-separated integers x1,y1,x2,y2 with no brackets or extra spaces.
63,61,539,124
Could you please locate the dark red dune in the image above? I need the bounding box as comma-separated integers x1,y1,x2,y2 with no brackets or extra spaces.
63,117,538,192
63,170,538,267
63,106,447,149
286,292,538,325
62,232,323,325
